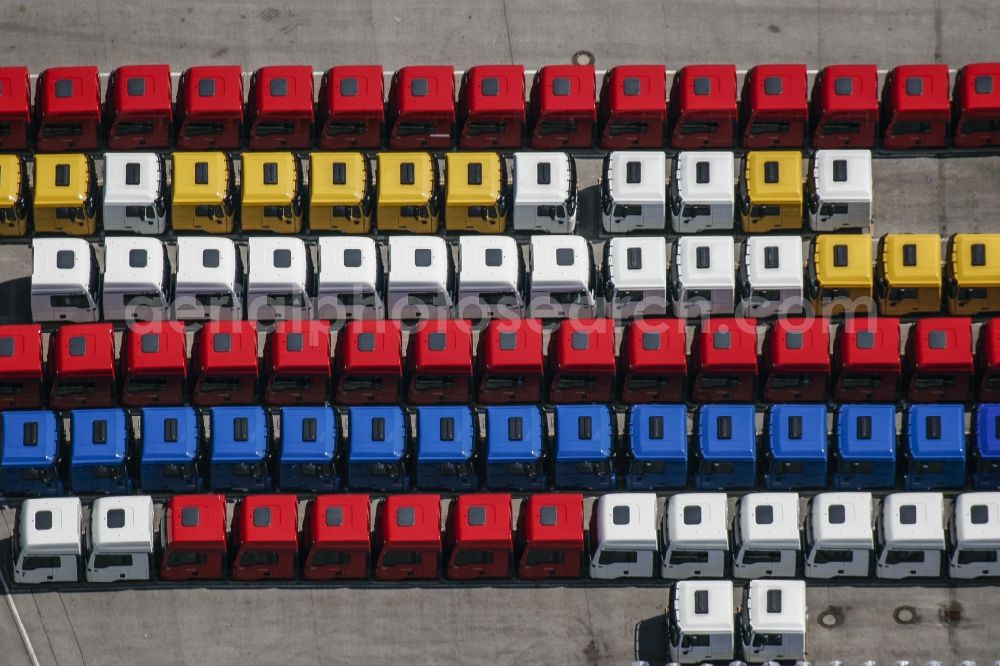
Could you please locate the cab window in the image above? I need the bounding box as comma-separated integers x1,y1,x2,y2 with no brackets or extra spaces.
597,549,637,565
93,554,133,568
167,551,208,566
51,294,91,309
20,555,62,570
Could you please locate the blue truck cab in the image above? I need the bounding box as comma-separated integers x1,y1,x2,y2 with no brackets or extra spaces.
973,403,1000,489
277,406,338,492
483,405,546,491
552,404,615,491
695,404,756,490
625,404,688,490
904,404,966,490
833,404,897,490
345,406,409,492
67,408,131,494
138,407,201,493
0,410,62,496
208,406,271,492
414,406,478,492
764,404,829,490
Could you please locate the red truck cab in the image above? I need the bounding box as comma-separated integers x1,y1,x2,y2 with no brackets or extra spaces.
263,320,331,406
978,318,1000,401
374,494,441,581
476,318,544,404
303,494,371,580
690,318,757,403
106,64,173,149
619,318,687,403
810,64,880,149
529,64,596,149
953,63,1000,149
334,320,403,405
881,64,951,150
906,317,974,403
445,493,513,580
740,64,808,148
668,64,738,149
48,323,116,409
0,324,43,409
516,493,584,580
317,65,384,149
121,321,188,407
833,316,901,402
406,319,474,404
387,66,455,149
160,494,228,581
548,318,616,404
762,317,831,402
458,64,526,149
176,65,244,149
598,64,667,149
248,65,314,150
0,67,32,150
191,320,259,406
231,495,299,581
35,66,102,151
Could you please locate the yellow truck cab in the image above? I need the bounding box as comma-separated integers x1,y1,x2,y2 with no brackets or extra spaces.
171,152,236,233
241,152,304,234
947,233,1000,315
308,152,373,233
877,233,942,315
809,234,873,316
444,152,508,233
32,154,98,236
0,155,29,237
739,151,803,233
376,152,441,234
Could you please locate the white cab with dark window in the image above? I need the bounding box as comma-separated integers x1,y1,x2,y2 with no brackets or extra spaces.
588,493,658,580
804,492,874,579
456,235,524,319
670,236,736,318
14,497,83,584
102,152,167,234
512,152,578,233
30,237,100,323
315,236,383,320
386,236,453,320
733,492,801,579
739,579,807,664
86,495,155,583
669,152,735,233
949,491,1000,579
528,235,595,319
876,492,945,579
172,236,242,321
603,237,668,319
101,237,169,322
667,580,735,664
807,149,873,232
739,236,805,317
661,493,729,579
600,151,666,233
246,237,312,321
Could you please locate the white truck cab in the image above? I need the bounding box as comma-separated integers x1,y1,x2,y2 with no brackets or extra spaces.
603,237,668,320
30,237,100,323
739,579,807,664
589,493,658,580
733,493,801,579
102,152,167,234
528,235,595,319
661,493,729,579
669,152,736,234
513,152,578,233
386,235,453,320
101,236,169,322
670,236,736,318
315,236,383,321
246,237,312,321
804,492,874,579
456,235,524,320
667,580,735,664
14,497,83,584
739,236,805,317
86,495,155,583
949,492,1000,579
172,236,243,320
600,151,666,233
876,492,945,579
807,149,873,233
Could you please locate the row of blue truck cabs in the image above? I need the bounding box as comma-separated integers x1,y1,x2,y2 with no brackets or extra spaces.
2,402,998,496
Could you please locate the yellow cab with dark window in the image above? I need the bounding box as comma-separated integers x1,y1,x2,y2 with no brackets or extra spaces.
947,233,1000,315
32,154,98,236
444,152,508,233
877,233,942,315
309,152,373,233
809,233,873,316
376,152,441,233
0,154,29,237
241,152,304,234
171,152,236,233
739,150,803,233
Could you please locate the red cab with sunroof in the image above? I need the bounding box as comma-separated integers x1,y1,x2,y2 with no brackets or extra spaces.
231,494,299,581
176,65,244,149
740,64,808,148
619,319,687,403
476,318,544,404
881,64,951,150
387,66,455,149
906,317,974,403
47,323,116,410
0,324,43,409
458,64,526,149
953,63,1000,149
263,320,331,406
516,493,584,580
374,494,441,581
248,65,315,150
978,318,1000,401
668,64,738,149
334,320,403,405
548,318,616,404
120,321,188,407
0,67,32,150
810,64,880,149
833,316,901,402
406,319,474,405
106,64,173,149
598,64,667,149
529,64,596,149
35,66,102,151
191,320,259,406
303,494,371,580
762,318,831,403
160,494,228,581
318,65,385,149
445,493,513,580
690,318,757,403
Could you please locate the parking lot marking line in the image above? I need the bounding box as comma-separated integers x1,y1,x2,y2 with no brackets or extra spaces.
0,570,40,666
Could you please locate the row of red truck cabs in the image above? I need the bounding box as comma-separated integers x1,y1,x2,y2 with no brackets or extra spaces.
1,62,998,152
165,492,579,582
5,316,999,411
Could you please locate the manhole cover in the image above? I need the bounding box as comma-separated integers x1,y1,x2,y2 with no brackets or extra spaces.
572,50,594,66
893,605,919,624
817,607,843,628
939,602,962,625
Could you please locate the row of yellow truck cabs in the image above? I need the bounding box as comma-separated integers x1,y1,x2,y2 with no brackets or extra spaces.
1,149,859,237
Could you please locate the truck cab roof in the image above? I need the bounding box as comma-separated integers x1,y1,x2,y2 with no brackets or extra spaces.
744,235,803,291
812,149,873,202
446,152,504,206
337,320,402,374
838,316,901,372
175,236,238,294
450,493,512,549
140,407,199,463
738,492,801,549
629,404,688,461
279,407,336,463
242,152,299,206
485,406,543,462
699,404,757,461
31,237,92,293
416,406,475,462
103,237,166,293
172,152,231,205
90,495,155,554
387,235,449,293
0,324,43,380
347,406,406,462
70,409,128,465
881,234,942,288
37,66,101,118
196,320,258,375
530,235,591,291
33,154,92,207
125,321,188,376
520,493,584,547
378,494,442,548
606,151,665,205
50,323,115,378
109,64,173,116
745,579,807,634
767,404,828,460
378,152,437,205
554,404,613,461
318,236,379,292
953,492,1000,549
236,495,299,548
836,404,898,460
514,152,574,204
809,492,874,549
247,236,308,294
592,493,658,550
180,66,244,117
209,406,268,463
813,234,873,288
909,317,974,372
458,235,519,292
674,152,735,204
769,317,830,373
665,493,729,550
0,411,58,466
310,152,369,205
251,65,314,118
881,492,945,550
310,494,371,547
20,497,82,555
906,404,966,461
950,233,1000,288
268,321,331,376
676,236,735,290
165,494,228,549
606,237,667,291
103,153,163,206
673,580,735,633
